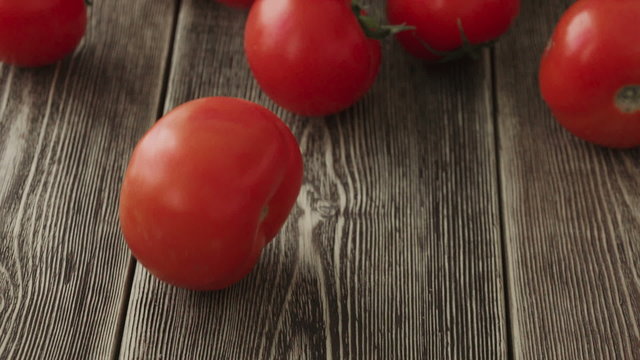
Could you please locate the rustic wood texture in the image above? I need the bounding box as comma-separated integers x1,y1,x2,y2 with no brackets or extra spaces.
3,0,637,358
0,0,177,358
495,1,640,359
118,1,508,359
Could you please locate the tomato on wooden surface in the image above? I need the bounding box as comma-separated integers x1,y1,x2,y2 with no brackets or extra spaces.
0,0,87,67
119,97,303,290
539,0,640,149
244,0,381,116
387,0,520,61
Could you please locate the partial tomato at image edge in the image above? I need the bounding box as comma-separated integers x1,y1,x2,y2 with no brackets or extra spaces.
539,0,640,149
386,0,521,61
244,0,382,116
119,97,303,290
0,0,87,67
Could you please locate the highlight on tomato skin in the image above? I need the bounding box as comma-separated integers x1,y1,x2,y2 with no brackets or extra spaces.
0,0,87,67
118,97,304,291
386,0,520,61
538,0,640,149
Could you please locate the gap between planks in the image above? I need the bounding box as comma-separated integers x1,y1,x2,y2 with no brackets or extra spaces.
110,0,184,358
490,46,515,360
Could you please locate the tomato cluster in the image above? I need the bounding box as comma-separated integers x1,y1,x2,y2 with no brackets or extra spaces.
243,0,521,116
3,0,637,290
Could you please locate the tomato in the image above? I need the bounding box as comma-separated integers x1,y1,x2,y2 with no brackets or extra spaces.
387,0,520,61
0,0,87,67
539,0,640,149
119,97,303,290
216,0,253,8
244,0,381,116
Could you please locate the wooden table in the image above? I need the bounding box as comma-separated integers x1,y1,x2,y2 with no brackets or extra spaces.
1,0,638,359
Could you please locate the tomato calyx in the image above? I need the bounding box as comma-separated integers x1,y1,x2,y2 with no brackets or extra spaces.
85,0,92,5
351,1,413,40
615,85,640,114
416,19,496,62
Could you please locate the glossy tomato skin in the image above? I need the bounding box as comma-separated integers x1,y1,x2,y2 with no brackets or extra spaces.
387,0,520,60
119,98,303,290
216,0,254,8
0,0,87,67
244,0,381,116
539,0,640,148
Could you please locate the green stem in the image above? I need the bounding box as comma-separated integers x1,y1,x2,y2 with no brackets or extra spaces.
351,1,413,40
418,18,496,63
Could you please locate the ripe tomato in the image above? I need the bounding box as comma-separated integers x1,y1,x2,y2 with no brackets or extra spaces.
244,0,381,116
0,0,87,67
216,0,253,8
387,0,520,61
119,97,303,290
539,0,640,148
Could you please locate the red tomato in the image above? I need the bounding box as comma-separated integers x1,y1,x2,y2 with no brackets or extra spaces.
0,0,87,67
119,97,303,290
244,0,381,116
387,0,520,61
216,0,254,8
539,0,640,148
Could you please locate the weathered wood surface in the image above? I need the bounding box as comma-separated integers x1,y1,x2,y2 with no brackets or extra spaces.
118,1,508,359
1,0,639,359
495,0,640,359
0,0,177,358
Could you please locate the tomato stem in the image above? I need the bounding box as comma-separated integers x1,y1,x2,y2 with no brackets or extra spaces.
85,0,92,5
351,2,413,40
417,19,496,62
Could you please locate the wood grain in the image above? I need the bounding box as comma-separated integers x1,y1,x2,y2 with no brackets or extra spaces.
119,1,508,359
0,0,177,358
495,1,640,359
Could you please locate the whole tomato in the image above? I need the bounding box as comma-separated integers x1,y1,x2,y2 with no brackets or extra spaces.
119,97,303,290
387,0,520,61
244,0,381,116
0,0,87,67
539,0,640,148
216,0,253,8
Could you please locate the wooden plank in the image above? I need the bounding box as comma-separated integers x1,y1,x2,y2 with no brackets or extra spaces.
120,1,508,358
495,1,640,359
0,0,177,358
